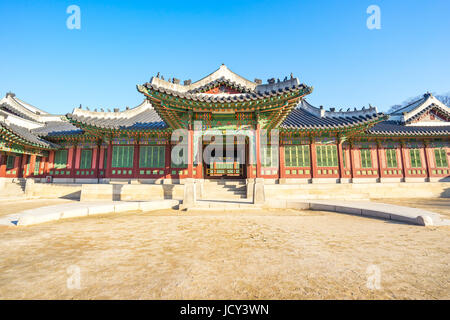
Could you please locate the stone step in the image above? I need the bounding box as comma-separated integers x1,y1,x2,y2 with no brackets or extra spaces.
203,180,246,185
1,182,26,196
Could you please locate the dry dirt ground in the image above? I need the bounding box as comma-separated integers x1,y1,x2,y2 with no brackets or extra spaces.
0,199,448,300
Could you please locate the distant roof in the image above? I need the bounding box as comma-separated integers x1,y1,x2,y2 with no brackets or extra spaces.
31,121,83,137
66,100,167,130
368,121,450,136
389,93,450,124
367,93,450,136
281,100,386,131
0,92,61,123
0,116,59,149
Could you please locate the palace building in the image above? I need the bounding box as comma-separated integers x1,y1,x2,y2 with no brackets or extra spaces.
0,65,449,190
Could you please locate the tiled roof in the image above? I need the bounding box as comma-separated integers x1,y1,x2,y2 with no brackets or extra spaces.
281,100,386,130
404,103,450,124
367,121,450,136
66,100,168,130
187,77,254,94
0,93,60,123
142,81,308,103
31,121,83,137
0,119,59,149
389,93,450,124
141,64,310,104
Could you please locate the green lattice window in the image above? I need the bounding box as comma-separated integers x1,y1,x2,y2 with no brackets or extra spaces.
409,149,422,168
54,150,68,169
316,145,338,167
112,146,134,168
6,156,15,169
434,148,448,168
103,149,108,169
261,145,278,167
285,145,310,167
34,157,41,175
385,149,398,168
360,149,372,168
140,146,165,168
80,149,92,169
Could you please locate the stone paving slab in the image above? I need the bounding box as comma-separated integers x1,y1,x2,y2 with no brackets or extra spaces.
306,200,449,226
0,200,180,227
181,198,448,226
0,197,447,227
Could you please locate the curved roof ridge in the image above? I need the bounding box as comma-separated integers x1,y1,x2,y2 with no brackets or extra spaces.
298,99,379,119
70,99,153,119
0,93,63,123
0,113,59,149
13,96,49,115
389,93,450,123
389,94,428,116
187,64,257,91
149,64,258,93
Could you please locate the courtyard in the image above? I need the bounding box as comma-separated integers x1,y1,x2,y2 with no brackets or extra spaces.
0,198,448,300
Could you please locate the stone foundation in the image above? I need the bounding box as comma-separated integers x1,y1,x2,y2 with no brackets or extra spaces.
265,182,450,200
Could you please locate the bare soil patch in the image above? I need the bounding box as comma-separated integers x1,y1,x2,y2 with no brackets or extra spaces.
0,203,448,299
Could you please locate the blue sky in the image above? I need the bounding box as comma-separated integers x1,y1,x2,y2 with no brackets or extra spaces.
0,0,449,114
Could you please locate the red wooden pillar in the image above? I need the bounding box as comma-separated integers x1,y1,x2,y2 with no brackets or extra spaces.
17,154,24,178
187,129,194,178
23,154,30,177
48,150,55,172
246,134,255,179
194,135,203,179
29,154,36,178
279,143,286,179
43,156,49,175
337,138,344,181
423,140,432,181
106,141,113,178
164,143,171,179
310,137,317,179
255,124,262,178
376,141,384,180
71,145,77,177
349,142,356,180
400,141,408,180
133,142,140,178
95,144,101,178
0,152,7,177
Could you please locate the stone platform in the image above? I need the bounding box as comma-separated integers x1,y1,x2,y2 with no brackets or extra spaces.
184,199,449,227
0,200,180,227
0,196,448,228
